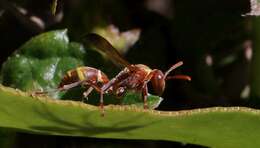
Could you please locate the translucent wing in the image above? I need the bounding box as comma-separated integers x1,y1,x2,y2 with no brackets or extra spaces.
84,33,130,68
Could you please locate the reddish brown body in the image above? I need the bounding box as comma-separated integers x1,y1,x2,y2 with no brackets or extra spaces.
85,33,191,113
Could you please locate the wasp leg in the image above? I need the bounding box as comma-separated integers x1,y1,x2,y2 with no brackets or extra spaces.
141,71,157,109
33,81,84,95
100,90,105,117
58,81,84,91
142,84,148,109
85,82,105,116
82,87,94,102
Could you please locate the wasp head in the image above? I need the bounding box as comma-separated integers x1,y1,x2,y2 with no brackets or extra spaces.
151,61,191,96
151,70,165,96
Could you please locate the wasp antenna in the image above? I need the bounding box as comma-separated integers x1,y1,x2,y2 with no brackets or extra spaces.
166,75,191,81
164,61,183,79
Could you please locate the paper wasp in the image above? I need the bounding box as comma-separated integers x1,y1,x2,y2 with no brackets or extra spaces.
85,33,191,115
36,33,191,116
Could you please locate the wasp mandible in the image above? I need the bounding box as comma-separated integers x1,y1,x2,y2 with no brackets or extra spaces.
85,33,191,112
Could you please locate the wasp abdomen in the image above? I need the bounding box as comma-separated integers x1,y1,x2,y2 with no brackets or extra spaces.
59,66,109,88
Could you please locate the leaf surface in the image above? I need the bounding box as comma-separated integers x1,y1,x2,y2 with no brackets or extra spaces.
0,85,259,148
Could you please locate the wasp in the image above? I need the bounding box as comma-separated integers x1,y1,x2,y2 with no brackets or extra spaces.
85,33,191,114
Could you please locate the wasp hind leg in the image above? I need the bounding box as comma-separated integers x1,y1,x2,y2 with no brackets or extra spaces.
100,91,105,117
82,87,94,102
82,83,105,117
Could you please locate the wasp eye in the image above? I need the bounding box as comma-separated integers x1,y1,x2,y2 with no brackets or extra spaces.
151,70,165,96
157,75,162,79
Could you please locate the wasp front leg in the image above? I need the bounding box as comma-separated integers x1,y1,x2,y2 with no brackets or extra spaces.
83,82,106,116
142,84,148,109
141,70,156,109
141,74,156,109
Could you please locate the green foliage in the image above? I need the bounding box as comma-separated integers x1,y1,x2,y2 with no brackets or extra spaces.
1,29,84,96
0,85,259,148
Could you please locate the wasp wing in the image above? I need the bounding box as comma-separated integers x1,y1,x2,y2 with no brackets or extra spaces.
84,33,130,68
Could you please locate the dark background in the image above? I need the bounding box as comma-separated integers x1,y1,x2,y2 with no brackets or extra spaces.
0,0,254,147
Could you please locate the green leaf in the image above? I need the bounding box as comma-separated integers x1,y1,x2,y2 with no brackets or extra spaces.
0,85,259,148
20,29,69,58
121,93,163,109
0,29,91,97
1,29,77,93
78,92,161,110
